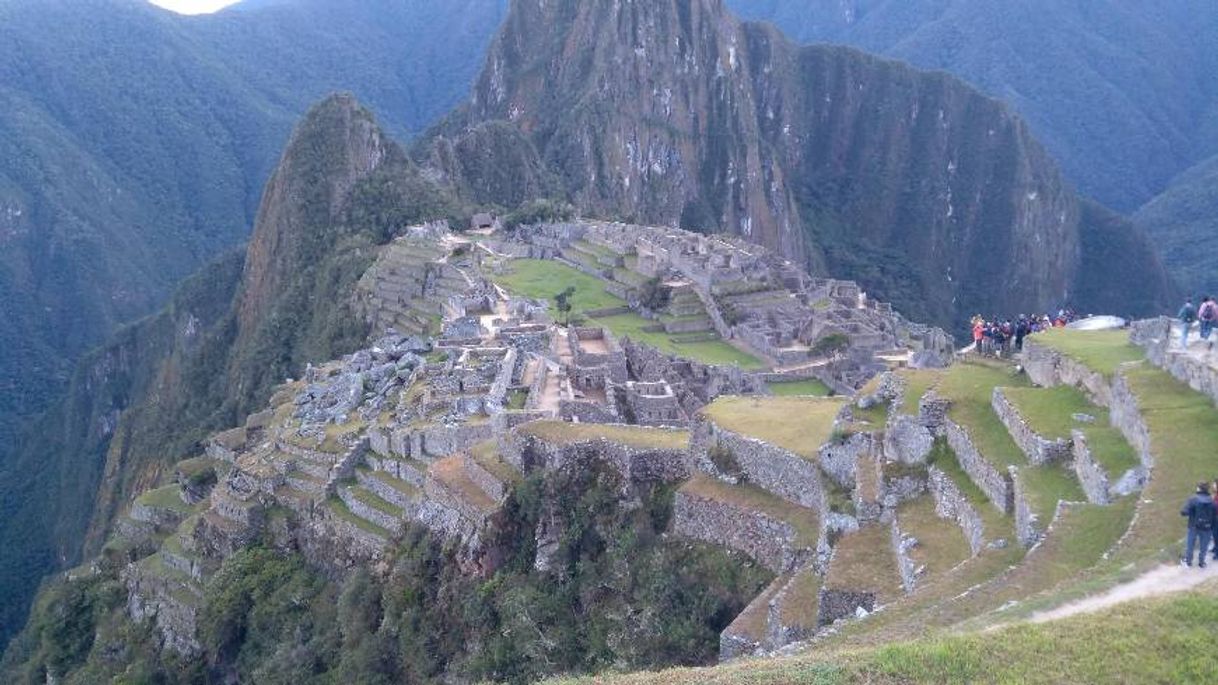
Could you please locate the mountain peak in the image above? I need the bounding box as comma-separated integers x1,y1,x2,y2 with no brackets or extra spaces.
236,92,396,331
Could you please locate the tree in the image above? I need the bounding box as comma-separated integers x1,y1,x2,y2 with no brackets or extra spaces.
555,286,577,325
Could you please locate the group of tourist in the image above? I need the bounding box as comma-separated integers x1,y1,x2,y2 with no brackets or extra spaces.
1175,296,1218,351
969,310,1080,358
1180,481,1218,568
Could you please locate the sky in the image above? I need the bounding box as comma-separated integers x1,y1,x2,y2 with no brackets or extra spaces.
147,0,242,14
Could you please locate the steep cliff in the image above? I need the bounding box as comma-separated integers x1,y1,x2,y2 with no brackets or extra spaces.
426,0,1175,326
0,95,457,645
729,0,1218,213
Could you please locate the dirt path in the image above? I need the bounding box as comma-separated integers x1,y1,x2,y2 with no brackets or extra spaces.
1028,562,1218,624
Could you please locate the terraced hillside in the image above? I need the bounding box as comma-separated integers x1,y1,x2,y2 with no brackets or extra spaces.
547,326,1218,683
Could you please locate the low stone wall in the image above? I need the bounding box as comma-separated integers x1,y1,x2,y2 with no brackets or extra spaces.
1010,466,1042,548
945,420,1013,514
672,489,815,573
502,430,690,486
461,453,509,503
559,399,619,424
492,410,552,434
692,419,825,512
355,468,421,510
420,423,494,459
890,518,919,593
1132,319,1218,409
918,392,951,435
991,388,1072,465
338,486,404,534
1110,369,1154,467
927,466,987,555
1021,342,1112,406
819,433,874,489
816,589,875,628
1071,430,1110,505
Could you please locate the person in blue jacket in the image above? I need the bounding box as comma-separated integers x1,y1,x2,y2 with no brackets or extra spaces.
1181,481,1216,568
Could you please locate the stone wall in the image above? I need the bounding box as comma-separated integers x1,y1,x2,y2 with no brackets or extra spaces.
819,433,874,490
502,431,690,486
337,486,404,534
918,392,951,435
927,466,987,555
419,423,495,459
1071,430,1110,505
945,420,1013,514
816,589,875,628
890,518,919,593
692,419,825,512
1132,317,1218,409
672,489,815,573
1021,342,1112,406
991,388,1072,465
1110,368,1154,468
1010,466,1042,548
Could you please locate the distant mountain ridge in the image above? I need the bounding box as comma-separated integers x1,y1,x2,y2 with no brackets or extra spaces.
0,0,505,431
0,0,504,646
423,0,1175,328
727,0,1218,214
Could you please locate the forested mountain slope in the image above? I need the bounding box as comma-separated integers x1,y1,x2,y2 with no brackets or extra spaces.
0,0,505,460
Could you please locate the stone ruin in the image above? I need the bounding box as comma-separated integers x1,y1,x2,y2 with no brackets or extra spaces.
112,218,963,659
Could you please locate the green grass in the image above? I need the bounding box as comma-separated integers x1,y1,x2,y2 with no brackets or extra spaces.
778,568,823,630
468,440,523,485
768,378,832,397
325,497,391,538
825,525,904,604
1017,465,1086,524
1031,329,1145,377
937,361,1028,469
506,387,529,410
593,312,766,369
345,484,404,517
134,485,191,513
896,368,944,415
494,258,625,312
518,421,691,451
552,587,1218,684
897,496,971,579
681,474,820,547
703,396,845,459
1002,385,1140,477
927,439,1011,534
495,258,765,368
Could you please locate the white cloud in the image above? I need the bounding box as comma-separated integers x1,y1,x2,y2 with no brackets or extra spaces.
147,0,241,15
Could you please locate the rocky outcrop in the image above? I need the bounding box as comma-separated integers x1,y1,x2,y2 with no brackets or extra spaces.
884,414,934,465
1021,342,1113,406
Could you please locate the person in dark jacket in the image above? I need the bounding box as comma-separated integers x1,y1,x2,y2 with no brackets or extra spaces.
1181,482,1216,567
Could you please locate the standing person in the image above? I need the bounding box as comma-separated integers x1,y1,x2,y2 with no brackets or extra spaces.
1181,482,1216,568
1014,317,1028,352
1179,297,1198,349
1199,297,1218,351
972,318,984,354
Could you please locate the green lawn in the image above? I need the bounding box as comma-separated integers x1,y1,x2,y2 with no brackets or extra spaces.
494,259,625,312
896,368,944,415
495,258,765,368
767,378,832,397
1031,329,1145,377
134,485,191,513
937,361,1029,469
594,312,766,369
1018,464,1086,524
1003,386,1139,476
